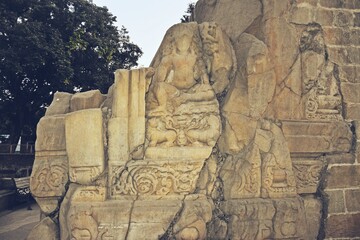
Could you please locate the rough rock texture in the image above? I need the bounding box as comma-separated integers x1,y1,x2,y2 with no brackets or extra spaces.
28,1,360,239
194,0,360,239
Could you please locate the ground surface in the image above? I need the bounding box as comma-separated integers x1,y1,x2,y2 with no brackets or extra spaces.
0,202,40,240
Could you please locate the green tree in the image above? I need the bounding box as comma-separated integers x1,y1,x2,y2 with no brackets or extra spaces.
181,2,195,23
0,0,142,146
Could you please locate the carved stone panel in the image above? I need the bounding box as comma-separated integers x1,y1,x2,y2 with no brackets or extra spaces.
110,157,206,198
221,199,276,240
31,155,68,198
282,120,353,154
292,159,325,194
65,109,105,185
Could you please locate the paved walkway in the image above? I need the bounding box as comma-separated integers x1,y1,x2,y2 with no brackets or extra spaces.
0,202,40,240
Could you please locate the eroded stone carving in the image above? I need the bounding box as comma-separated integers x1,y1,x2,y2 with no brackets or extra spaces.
146,23,224,149
28,3,357,237
300,24,342,121
111,159,205,197
292,159,325,194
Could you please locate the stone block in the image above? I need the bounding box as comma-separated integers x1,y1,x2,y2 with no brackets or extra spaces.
350,29,360,45
353,120,360,140
290,6,314,25
323,27,350,45
344,103,360,120
45,92,72,116
327,165,360,189
108,117,129,164
339,65,360,83
35,116,66,152
326,213,360,238
292,160,325,194
315,9,334,26
345,188,360,212
283,121,353,154
354,12,360,27
333,10,354,27
326,190,345,214
65,109,105,185
273,198,308,239
319,0,344,8
343,0,360,9
31,155,68,198
26,217,59,240
347,47,360,64
70,90,106,112
341,82,360,103
303,196,322,240
325,153,355,164
221,199,276,239
35,198,61,215
327,46,350,65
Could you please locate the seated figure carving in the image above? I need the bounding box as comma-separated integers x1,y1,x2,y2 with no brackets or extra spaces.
146,23,222,148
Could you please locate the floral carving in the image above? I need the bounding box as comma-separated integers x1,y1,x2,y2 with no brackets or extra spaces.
31,160,68,197
110,160,204,197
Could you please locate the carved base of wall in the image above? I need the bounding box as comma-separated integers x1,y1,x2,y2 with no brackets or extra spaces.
60,187,212,240
209,197,320,240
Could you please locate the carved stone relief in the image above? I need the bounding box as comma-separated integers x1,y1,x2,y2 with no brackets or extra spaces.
300,24,342,121
27,4,358,237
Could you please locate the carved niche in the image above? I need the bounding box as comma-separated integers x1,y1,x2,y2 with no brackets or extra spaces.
300,23,342,121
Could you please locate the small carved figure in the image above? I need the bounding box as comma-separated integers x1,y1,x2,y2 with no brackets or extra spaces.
187,115,220,146
147,117,177,147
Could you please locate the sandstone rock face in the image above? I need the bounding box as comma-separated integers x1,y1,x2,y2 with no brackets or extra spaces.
29,1,360,239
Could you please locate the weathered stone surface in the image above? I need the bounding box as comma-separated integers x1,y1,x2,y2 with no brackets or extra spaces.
45,92,72,116
341,82,360,103
325,153,356,164
303,196,322,240
292,159,325,194
110,158,207,198
282,121,353,153
345,188,360,212
65,109,105,185
194,0,262,40
30,155,68,215
35,116,66,152
326,190,345,214
326,213,360,238
70,90,106,112
26,217,58,240
327,165,360,189
109,68,153,164
344,102,360,120
219,197,308,239
220,121,297,200
29,1,360,238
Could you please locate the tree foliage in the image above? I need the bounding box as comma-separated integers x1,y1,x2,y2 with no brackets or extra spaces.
181,2,195,23
0,0,142,145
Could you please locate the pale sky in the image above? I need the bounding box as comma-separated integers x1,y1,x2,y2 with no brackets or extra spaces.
92,0,195,67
